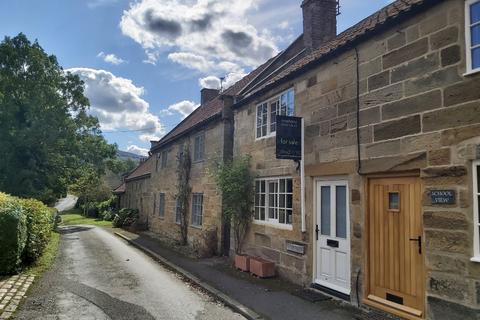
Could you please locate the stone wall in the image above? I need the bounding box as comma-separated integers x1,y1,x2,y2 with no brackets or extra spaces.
148,121,225,257
234,0,480,317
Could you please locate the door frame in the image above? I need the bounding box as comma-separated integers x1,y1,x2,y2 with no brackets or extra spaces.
363,173,426,320
312,176,351,295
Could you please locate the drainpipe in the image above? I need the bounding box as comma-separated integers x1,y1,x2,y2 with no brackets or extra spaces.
301,118,306,233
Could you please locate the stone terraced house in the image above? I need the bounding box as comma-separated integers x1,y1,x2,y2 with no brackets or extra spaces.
118,0,480,318
115,156,154,225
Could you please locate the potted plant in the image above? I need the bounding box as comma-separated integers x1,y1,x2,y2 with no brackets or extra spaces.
214,156,254,272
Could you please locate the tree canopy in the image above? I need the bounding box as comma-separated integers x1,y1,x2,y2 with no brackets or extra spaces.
0,33,116,204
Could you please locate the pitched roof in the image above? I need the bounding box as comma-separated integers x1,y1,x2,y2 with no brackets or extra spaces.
125,158,153,182
113,182,126,194
151,56,277,151
151,0,436,151
241,0,435,99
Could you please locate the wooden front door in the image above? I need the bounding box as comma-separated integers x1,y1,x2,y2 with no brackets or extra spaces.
367,177,425,319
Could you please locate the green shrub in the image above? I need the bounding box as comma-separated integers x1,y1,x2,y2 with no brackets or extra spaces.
102,209,115,221
96,196,116,221
0,193,27,275
20,198,53,264
112,208,139,228
50,208,62,230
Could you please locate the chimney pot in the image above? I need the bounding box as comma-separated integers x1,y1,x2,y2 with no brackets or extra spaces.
201,88,220,105
302,0,337,51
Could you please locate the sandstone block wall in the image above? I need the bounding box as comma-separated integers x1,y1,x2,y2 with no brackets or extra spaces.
234,0,480,317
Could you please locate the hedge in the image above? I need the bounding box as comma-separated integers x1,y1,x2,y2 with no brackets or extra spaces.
0,193,27,275
0,192,54,275
20,198,53,264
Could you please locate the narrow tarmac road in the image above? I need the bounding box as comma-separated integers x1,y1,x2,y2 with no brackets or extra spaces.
16,226,245,320
54,194,78,212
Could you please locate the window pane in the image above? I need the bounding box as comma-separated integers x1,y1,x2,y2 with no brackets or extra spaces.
279,209,285,223
287,179,293,192
477,165,480,192
336,186,347,239
286,210,292,224
287,194,293,209
389,192,400,210
321,186,331,236
471,2,480,24
261,181,266,192
473,47,480,69
280,194,285,207
478,195,480,223
255,207,259,220
269,208,275,219
472,24,480,46
260,208,265,220
280,179,285,192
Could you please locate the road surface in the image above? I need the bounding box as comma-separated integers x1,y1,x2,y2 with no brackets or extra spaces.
54,194,78,212
16,226,245,320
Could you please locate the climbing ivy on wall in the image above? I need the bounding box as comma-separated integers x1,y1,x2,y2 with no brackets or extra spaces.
175,143,192,245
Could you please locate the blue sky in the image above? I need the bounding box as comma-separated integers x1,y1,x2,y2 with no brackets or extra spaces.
0,0,393,156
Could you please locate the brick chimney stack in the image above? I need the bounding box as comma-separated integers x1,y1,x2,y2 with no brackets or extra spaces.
302,0,337,51
201,88,220,105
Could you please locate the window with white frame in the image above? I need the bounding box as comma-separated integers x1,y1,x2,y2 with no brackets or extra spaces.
161,151,168,169
466,0,480,73
254,178,293,225
159,193,165,217
473,161,480,261
255,89,295,139
191,193,203,227
175,198,181,224
194,133,205,161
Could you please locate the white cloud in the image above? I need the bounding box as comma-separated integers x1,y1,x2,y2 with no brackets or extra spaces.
168,52,212,73
120,0,278,73
167,100,199,118
97,52,126,65
66,68,164,140
199,71,246,90
127,145,149,156
278,20,289,30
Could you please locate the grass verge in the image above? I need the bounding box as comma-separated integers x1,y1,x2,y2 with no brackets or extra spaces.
25,231,60,276
60,209,113,227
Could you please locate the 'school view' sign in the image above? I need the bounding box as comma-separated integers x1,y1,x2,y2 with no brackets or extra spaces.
430,190,456,205
276,115,302,160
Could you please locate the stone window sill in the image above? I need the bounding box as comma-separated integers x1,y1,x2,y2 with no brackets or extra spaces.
253,220,293,231
470,256,480,263
463,69,480,77
190,224,202,230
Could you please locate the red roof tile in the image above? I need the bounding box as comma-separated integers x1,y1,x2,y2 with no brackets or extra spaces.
242,0,432,98
125,158,153,182
152,56,276,151
113,182,126,194
151,0,434,151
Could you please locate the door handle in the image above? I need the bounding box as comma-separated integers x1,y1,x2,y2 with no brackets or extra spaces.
409,236,422,254
315,225,319,240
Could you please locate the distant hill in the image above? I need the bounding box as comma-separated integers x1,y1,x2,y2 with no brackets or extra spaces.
103,151,144,190
117,150,143,162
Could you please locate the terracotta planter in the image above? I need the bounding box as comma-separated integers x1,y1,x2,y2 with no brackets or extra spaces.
249,257,275,278
235,254,250,272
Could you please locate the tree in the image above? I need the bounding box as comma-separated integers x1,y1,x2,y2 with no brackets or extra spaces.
107,158,137,175
0,34,116,204
214,156,254,254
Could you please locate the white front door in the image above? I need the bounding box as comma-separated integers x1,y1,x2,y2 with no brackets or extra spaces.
315,180,351,295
